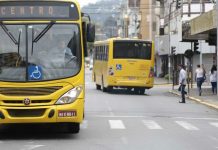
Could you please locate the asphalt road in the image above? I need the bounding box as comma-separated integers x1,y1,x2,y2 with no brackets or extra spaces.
0,70,218,150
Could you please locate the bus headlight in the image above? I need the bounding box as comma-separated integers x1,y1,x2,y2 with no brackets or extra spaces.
55,86,82,105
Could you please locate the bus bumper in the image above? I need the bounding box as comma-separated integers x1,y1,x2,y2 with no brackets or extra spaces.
108,77,154,89
0,98,84,124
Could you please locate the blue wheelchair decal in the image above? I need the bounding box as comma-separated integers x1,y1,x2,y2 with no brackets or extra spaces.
116,64,122,70
28,65,42,80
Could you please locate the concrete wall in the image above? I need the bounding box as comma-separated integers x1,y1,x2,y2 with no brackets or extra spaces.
139,0,152,40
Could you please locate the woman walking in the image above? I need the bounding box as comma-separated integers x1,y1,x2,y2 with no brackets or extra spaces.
195,64,204,96
209,65,217,94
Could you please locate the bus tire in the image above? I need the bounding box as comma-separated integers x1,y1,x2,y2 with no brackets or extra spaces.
96,84,101,90
102,87,107,92
107,86,113,93
139,88,145,95
67,123,80,134
134,88,140,94
127,88,132,93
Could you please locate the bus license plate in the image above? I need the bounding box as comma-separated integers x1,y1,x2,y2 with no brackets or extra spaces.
58,110,77,117
128,77,136,80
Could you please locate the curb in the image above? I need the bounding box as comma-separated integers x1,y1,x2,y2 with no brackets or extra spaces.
169,90,218,110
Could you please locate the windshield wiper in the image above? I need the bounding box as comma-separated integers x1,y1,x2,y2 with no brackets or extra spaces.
0,22,18,45
0,22,22,55
31,21,55,55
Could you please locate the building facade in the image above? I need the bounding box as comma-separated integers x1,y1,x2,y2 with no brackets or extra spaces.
155,0,216,81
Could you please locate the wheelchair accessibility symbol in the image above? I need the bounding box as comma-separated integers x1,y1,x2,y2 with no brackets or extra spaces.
116,64,122,70
28,65,42,80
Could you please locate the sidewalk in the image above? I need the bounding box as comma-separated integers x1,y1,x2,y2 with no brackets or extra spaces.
170,84,218,110
154,78,218,110
154,77,171,85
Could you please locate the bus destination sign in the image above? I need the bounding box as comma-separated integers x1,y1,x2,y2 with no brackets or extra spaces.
0,2,79,20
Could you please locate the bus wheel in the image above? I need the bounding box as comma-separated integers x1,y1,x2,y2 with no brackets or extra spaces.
127,88,132,93
67,123,80,134
96,84,101,90
134,88,140,94
139,88,145,95
107,86,113,93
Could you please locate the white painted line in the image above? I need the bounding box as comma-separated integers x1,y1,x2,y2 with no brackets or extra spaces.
175,121,199,130
92,115,146,118
80,120,88,129
142,120,163,130
173,117,218,121
210,122,218,128
21,145,45,150
109,120,126,129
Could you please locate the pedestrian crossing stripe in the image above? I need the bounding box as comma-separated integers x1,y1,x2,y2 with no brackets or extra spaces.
175,121,199,130
210,122,218,128
142,120,163,130
109,120,126,129
80,120,218,130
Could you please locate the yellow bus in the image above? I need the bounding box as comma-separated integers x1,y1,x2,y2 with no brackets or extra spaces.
93,38,154,94
0,0,95,133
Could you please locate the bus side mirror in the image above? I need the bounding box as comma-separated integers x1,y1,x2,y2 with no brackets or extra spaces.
87,23,95,42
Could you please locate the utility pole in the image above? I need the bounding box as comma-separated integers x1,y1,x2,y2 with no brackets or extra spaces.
168,1,175,84
168,2,172,84
199,40,203,65
216,2,218,96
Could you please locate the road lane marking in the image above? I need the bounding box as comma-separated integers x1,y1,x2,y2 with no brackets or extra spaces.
210,122,218,128
175,121,199,130
105,100,114,116
109,120,126,129
173,117,218,121
142,120,163,130
89,115,218,120
81,120,88,129
21,145,45,150
93,115,146,118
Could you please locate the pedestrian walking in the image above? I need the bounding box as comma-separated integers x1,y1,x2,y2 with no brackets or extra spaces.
209,65,217,94
195,64,204,96
178,64,187,103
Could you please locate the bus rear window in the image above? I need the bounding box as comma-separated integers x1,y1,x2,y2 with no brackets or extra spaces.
113,41,152,60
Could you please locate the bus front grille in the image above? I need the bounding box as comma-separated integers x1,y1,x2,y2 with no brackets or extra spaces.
7,109,45,117
3,100,51,104
0,86,62,96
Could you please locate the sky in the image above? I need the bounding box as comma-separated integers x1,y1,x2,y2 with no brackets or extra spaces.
77,0,99,7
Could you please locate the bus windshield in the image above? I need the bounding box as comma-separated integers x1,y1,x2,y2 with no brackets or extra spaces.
113,41,152,60
0,24,81,82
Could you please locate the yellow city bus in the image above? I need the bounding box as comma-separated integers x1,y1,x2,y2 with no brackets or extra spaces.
0,0,95,133
93,38,154,94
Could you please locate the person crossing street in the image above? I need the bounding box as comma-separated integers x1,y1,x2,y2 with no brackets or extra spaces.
178,64,187,103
